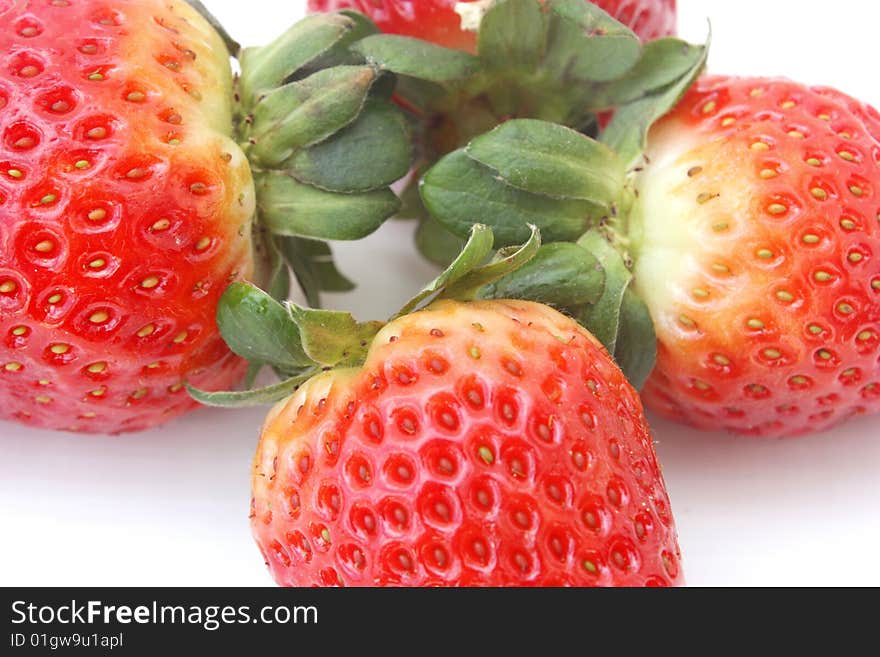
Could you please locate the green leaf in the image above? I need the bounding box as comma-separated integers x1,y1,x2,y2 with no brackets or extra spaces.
415,216,466,267
543,0,641,82
300,9,381,71
368,70,397,101
576,231,632,354
248,66,378,167
398,174,429,220
481,242,605,309
397,224,496,316
216,282,310,371
282,237,355,308
478,0,547,72
265,237,292,302
390,75,451,114
352,34,481,83
239,13,358,105
256,171,399,240
613,288,657,390
602,37,709,168
398,224,542,316
420,149,601,246
286,101,411,192
441,226,542,300
187,372,315,408
243,361,263,389
588,39,710,110
288,306,383,367
465,119,625,208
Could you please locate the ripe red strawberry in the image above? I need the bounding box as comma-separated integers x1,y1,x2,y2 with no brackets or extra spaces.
250,299,683,586
307,0,676,50
0,0,254,433
0,1,412,434
630,76,880,437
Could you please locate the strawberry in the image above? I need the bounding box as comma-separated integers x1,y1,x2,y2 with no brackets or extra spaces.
252,299,681,586
204,226,682,586
418,65,880,438
629,76,880,437
0,1,413,434
307,0,676,50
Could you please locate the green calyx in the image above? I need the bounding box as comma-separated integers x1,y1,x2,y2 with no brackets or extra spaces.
182,1,710,397
351,0,704,230
190,224,554,407
228,11,414,306
404,4,709,388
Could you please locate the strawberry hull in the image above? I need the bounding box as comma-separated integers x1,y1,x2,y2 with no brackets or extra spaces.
0,0,255,433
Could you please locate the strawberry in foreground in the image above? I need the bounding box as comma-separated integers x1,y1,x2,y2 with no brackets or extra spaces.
308,0,676,50
197,226,683,586
630,76,880,437
0,1,411,433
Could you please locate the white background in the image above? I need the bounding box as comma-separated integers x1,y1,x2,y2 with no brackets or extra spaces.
2,0,878,587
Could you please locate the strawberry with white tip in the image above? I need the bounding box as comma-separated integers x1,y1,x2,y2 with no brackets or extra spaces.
631,76,880,436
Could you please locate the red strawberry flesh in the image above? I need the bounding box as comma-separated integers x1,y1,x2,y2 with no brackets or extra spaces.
252,300,683,586
0,0,255,433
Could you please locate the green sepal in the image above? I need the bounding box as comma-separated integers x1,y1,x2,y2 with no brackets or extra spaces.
415,216,466,267
477,0,546,72
587,39,710,111
243,361,263,389
442,226,542,301
481,242,605,309
281,237,355,308
187,372,316,408
398,169,429,219
391,76,454,116
576,231,631,354
396,224,540,317
216,282,310,372
300,10,381,72
352,34,481,83
284,100,411,192
397,223,494,316
465,119,626,207
256,171,400,240
247,65,379,167
602,34,710,168
288,306,384,368
420,149,601,246
613,288,656,390
265,236,292,302
238,13,360,107
543,0,640,82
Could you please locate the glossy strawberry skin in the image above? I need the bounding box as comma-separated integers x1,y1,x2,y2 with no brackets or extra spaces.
0,0,255,434
307,0,676,50
252,300,682,586
632,76,880,437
